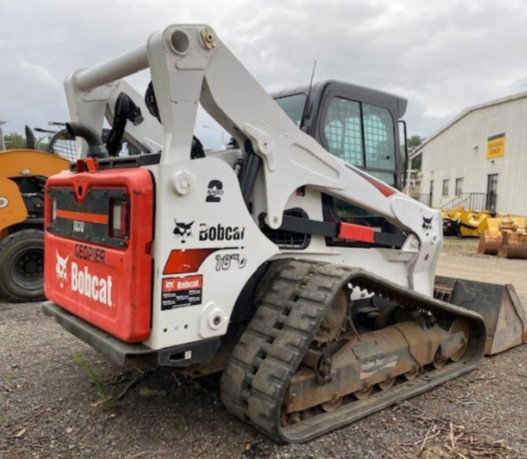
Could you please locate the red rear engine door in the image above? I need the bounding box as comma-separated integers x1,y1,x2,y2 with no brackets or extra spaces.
44,167,153,343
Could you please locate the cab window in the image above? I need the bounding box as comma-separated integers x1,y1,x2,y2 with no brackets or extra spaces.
274,94,307,127
324,99,363,166
322,97,396,185
363,103,395,170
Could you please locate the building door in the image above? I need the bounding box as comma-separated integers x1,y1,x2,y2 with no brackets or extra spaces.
486,174,498,213
455,178,464,196
429,180,434,207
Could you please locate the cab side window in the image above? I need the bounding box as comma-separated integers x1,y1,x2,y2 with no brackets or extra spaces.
324,98,363,166
322,97,396,186
363,103,395,170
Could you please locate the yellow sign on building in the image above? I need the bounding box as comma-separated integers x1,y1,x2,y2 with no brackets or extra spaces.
486,133,505,159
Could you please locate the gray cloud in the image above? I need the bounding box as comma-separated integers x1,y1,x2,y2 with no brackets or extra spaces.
1,0,526,147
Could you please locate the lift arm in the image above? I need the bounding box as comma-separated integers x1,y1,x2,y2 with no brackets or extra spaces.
64,24,442,295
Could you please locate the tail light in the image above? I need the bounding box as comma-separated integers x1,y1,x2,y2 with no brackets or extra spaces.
52,198,57,223
46,194,57,225
110,199,129,239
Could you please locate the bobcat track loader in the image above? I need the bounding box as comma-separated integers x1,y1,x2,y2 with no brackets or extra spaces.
43,25,527,442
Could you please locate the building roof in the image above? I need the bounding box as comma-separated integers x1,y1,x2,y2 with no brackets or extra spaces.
410,89,527,159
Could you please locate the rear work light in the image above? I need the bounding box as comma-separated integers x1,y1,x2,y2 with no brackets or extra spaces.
110,198,130,239
51,196,57,224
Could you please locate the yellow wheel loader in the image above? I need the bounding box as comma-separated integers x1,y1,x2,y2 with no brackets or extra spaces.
42,25,527,442
0,129,71,301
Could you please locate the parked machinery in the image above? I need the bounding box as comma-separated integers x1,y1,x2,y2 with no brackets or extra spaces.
478,216,527,258
441,207,491,237
0,130,71,300
42,25,527,442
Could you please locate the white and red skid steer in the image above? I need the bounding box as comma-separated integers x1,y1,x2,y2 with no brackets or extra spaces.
43,24,527,442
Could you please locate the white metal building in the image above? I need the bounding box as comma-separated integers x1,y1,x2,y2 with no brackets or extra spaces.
411,91,527,214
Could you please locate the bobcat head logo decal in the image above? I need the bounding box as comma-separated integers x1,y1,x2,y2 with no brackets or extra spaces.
173,220,194,244
55,251,69,288
422,216,433,230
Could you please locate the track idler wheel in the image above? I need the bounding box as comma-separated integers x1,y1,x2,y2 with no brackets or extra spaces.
353,386,373,400
449,319,470,362
321,395,343,412
403,368,420,380
378,378,395,391
313,289,348,346
432,349,447,369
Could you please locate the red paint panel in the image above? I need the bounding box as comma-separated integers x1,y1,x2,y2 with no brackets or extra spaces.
354,169,397,197
162,275,203,293
45,168,153,343
163,249,217,275
338,222,375,243
56,209,109,224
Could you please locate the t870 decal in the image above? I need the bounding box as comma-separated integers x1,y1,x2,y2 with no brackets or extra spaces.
215,253,247,271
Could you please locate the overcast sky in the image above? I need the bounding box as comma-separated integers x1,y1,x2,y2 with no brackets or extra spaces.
1,0,527,148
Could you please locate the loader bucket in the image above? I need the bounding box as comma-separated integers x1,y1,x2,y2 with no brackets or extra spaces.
477,229,503,255
498,231,527,259
435,276,527,355
458,210,490,238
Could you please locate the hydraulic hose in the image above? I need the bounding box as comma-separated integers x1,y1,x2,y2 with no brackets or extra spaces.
66,122,108,159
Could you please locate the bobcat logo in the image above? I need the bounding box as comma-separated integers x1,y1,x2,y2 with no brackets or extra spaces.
173,220,194,244
55,251,69,288
422,216,433,230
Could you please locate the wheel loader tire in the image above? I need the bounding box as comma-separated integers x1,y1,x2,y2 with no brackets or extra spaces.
0,229,45,302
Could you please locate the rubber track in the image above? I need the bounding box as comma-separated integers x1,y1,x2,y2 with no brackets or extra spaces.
220,260,487,443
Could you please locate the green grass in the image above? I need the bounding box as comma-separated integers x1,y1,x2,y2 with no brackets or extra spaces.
73,354,113,410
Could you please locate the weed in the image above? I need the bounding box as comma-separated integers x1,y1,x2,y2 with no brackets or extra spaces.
73,354,113,410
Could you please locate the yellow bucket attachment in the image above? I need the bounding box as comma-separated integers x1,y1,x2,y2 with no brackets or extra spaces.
435,276,527,355
477,219,503,255
478,216,527,257
498,231,527,259
442,207,491,237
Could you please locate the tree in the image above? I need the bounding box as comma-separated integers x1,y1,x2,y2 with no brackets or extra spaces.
408,135,424,171
412,154,422,171
3,132,27,149
408,135,423,151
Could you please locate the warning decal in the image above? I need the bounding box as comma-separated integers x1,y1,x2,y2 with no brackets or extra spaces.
161,275,203,310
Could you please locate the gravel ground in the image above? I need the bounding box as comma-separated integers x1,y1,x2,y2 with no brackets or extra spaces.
1,238,527,458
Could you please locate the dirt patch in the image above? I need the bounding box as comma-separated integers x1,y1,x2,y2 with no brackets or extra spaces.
1,247,527,458
441,237,481,256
